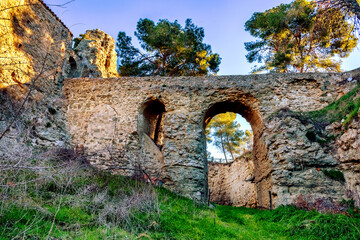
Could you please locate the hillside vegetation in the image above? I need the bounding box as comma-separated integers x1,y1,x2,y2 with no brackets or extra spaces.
1,150,359,240
306,83,360,126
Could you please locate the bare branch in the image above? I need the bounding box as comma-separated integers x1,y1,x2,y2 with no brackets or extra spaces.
0,177,48,187
0,51,50,140
47,0,75,8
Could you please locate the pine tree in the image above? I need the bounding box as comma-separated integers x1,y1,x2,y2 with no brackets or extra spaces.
245,0,358,73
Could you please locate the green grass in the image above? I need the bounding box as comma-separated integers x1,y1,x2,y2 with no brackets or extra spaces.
257,206,360,240
1,163,359,240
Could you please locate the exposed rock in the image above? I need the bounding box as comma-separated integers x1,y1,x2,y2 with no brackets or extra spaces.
335,113,360,206
265,115,338,170
208,153,257,207
0,0,72,149
263,112,348,206
63,68,360,207
63,29,118,78
336,114,360,164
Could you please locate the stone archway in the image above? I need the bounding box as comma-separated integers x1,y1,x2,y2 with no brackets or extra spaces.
64,69,360,208
203,101,273,208
137,99,166,178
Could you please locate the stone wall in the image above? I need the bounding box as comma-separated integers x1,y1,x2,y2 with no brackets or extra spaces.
265,111,345,206
334,116,360,206
208,153,257,207
63,68,360,208
0,0,73,150
63,29,118,79
2,0,359,209
0,0,72,89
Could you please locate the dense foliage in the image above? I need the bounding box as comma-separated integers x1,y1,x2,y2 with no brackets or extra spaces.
116,18,221,76
244,0,358,73
319,0,360,22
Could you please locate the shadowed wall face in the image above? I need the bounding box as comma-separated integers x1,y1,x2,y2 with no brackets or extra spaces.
0,0,73,153
141,100,165,147
64,68,360,208
208,155,257,207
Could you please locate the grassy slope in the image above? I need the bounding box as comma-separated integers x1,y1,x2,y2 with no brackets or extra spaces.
306,83,360,126
1,164,359,240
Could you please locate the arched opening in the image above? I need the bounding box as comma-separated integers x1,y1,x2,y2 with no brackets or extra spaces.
68,57,77,77
206,112,253,163
138,99,166,179
141,99,165,147
203,101,272,208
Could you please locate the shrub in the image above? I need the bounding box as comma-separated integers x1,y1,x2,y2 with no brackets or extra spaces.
323,169,345,182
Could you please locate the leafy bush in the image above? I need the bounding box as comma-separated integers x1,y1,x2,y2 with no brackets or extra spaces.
323,169,345,182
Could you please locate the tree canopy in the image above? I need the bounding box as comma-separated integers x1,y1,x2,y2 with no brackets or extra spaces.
244,0,358,73
320,0,360,21
206,113,253,163
116,18,221,76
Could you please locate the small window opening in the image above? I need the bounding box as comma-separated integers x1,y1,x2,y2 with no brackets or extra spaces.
68,56,77,77
142,100,166,147
69,56,77,71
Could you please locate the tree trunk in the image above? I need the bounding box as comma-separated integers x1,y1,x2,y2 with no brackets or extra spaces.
225,135,235,161
220,135,228,163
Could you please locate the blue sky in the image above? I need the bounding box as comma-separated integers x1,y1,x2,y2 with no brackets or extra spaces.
45,0,359,158
46,0,360,75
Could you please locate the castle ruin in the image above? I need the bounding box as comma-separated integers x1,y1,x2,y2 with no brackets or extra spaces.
1,0,360,209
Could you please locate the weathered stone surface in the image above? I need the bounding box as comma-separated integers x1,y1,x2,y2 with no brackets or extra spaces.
0,0,72,89
63,29,118,79
335,114,360,206
63,68,360,208
0,0,72,149
208,153,257,207
1,2,360,209
322,113,360,207
336,116,360,164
